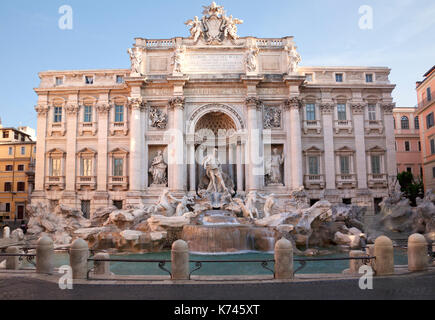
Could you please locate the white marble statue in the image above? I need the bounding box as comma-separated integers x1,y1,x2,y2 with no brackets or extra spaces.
149,150,168,186
174,196,194,217
127,47,142,75
246,45,259,72
263,194,277,218
185,16,203,43
266,148,284,185
286,46,301,74
171,46,185,74
223,15,243,40
203,148,228,193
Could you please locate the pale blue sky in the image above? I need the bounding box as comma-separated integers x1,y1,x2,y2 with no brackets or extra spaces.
0,0,434,130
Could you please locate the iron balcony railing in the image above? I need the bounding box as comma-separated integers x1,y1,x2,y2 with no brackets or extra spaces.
418,91,435,110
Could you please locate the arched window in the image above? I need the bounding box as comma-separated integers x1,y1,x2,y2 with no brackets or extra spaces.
414,116,420,129
401,116,409,129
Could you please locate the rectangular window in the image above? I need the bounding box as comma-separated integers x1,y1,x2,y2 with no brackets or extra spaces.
81,158,93,177
55,77,63,86
433,167,435,179
418,141,421,152
54,107,62,123
366,74,373,83
371,155,381,174
428,87,432,101
427,113,434,129
415,116,420,129
5,203,10,212
407,167,412,173
405,141,410,152
305,74,313,82
21,146,25,155
113,158,124,177
431,139,435,155
5,165,13,171
85,76,94,85
335,73,343,82
4,182,12,192
340,156,350,174
337,104,347,120
308,156,320,175
8,147,13,155
306,104,316,121
3,131,9,138
14,132,18,140
17,165,24,171
115,105,124,123
17,182,25,192
368,105,376,121
116,75,124,84
83,106,92,123
51,158,62,177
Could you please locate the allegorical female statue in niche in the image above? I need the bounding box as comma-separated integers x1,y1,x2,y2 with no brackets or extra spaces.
149,150,168,186
266,148,284,185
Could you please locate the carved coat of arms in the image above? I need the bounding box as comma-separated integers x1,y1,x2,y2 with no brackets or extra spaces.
185,2,243,45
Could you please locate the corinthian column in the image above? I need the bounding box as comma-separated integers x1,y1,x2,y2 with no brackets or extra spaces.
382,103,397,185
169,97,186,193
96,103,111,192
34,105,49,192
246,97,262,192
128,98,146,192
65,104,79,192
320,103,336,190
352,103,368,189
286,98,303,189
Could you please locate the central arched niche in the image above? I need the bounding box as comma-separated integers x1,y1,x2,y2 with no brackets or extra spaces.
194,111,238,192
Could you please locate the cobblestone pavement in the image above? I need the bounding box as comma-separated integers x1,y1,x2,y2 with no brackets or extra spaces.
0,271,434,300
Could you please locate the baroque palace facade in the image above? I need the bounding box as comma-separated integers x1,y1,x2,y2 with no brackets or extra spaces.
31,3,397,217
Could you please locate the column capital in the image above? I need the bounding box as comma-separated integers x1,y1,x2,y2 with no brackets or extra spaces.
351,102,366,115
284,97,301,111
66,104,80,115
169,96,185,110
246,97,262,110
381,102,395,115
320,103,334,115
96,104,111,115
128,97,147,111
35,105,49,116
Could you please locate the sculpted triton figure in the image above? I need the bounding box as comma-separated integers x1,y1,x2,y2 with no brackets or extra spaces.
203,148,228,194
127,47,142,75
149,150,168,186
263,194,277,218
266,148,284,185
148,189,177,216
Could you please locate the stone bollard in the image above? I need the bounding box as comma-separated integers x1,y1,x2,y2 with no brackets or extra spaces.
171,240,189,280
6,247,20,270
70,238,89,280
36,236,54,274
3,226,10,239
94,253,110,276
408,234,428,272
349,250,366,274
274,238,294,280
374,236,394,276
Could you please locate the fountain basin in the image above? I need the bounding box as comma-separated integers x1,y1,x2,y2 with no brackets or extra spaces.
182,224,276,253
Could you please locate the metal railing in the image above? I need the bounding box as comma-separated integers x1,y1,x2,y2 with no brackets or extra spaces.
293,256,376,274
189,259,275,279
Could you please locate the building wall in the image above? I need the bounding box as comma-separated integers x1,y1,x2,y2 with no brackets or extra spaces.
0,136,36,221
416,67,435,191
393,107,422,178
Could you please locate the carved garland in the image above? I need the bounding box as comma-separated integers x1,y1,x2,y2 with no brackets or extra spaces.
351,103,366,115
320,103,335,115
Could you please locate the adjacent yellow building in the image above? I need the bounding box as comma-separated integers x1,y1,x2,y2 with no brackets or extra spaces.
0,126,36,222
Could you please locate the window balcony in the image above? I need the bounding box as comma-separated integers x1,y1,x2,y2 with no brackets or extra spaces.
334,120,353,134
303,120,322,134
45,176,65,190
304,174,325,189
365,120,384,134
79,122,98,136
76,176,97,191
48,122,66,136
110,122,128,136
368,173,388,189
108,176,129,191
336,174,357,189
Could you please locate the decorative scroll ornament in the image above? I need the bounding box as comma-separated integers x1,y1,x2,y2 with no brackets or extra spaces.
285,97,302,110
320,103,335,114
286,46,301,74
169,97,185,109
351,103,366,115
149,107,168,129
264,107,282,129
185,2,243,44
35,105,49,116
66,104,79,115
127,47,143,75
